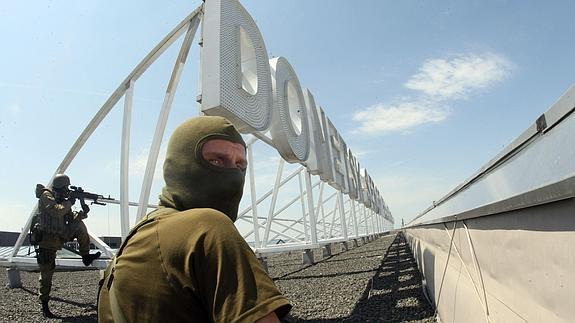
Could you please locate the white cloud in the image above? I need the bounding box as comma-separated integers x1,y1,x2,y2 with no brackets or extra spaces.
405,53,513,100
353,100,449,134
353,52,513,135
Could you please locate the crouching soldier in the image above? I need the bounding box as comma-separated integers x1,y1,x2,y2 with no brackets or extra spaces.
98,116,291,322
33,174,101,318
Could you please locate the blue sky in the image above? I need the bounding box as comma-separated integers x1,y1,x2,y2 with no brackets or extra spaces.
1,0,574,235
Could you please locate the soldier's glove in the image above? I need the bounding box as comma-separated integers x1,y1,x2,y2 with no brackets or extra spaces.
68,197,76,205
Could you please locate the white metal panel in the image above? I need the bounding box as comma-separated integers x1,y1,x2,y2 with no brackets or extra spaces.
406,198,575,323
410,102,575,226
410,84,575,226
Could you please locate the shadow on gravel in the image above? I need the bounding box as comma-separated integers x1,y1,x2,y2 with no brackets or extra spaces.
285,233,435,323
347,233,435,322
16,286,96,310
57,313,98,322
20,286,38,296
51,295,98,310
278,267,383,281
276,265,313,280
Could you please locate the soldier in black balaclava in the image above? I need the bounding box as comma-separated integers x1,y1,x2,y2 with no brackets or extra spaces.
98,116,291,322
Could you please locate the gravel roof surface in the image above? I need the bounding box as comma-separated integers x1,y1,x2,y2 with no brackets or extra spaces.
0,232,435,322
272,233,436,322
1,269,99,322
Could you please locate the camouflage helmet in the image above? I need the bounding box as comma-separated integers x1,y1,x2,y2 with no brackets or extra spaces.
52,174,71,190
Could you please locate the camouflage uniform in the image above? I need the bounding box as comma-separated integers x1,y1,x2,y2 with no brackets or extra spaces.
35,185,91,303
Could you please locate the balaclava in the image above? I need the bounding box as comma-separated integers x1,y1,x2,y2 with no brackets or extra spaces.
159,116,246,221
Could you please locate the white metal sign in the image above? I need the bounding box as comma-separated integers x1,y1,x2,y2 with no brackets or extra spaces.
201,0,273,132
200,0,386,212
6,0,393,272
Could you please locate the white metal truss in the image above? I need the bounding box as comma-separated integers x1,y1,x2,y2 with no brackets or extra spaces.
237,138,388,256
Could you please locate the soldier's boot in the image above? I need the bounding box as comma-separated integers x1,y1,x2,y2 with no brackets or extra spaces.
41,300,57,318
82,251,101,266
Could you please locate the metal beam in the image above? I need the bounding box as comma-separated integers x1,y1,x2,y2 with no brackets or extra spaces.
137,14,201,221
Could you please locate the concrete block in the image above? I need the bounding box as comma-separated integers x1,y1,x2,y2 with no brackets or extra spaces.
302,249,314,265
322,244,332,258
6,268,22,288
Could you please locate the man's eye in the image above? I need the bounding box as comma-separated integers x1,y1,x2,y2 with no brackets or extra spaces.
208,159,223,167
236,162,247,170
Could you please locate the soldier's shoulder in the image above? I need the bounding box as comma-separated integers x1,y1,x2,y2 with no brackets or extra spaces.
163,208,233,231
157,209,238,249
35,184,52,198
39,189,54,199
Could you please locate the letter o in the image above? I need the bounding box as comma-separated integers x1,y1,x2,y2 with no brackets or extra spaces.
269,57,310,163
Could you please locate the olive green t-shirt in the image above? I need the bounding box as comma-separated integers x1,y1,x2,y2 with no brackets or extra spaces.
98,208,290,322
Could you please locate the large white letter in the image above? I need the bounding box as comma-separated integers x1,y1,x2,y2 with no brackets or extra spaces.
317,107,335,183
346,149,360,200
361,170,374,207
324,118,349,192
303,89,332,178
355,161,364,202
269,57,310,163
201,0,272,132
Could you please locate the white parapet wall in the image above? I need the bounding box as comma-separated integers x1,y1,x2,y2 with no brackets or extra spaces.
405,84,575,323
